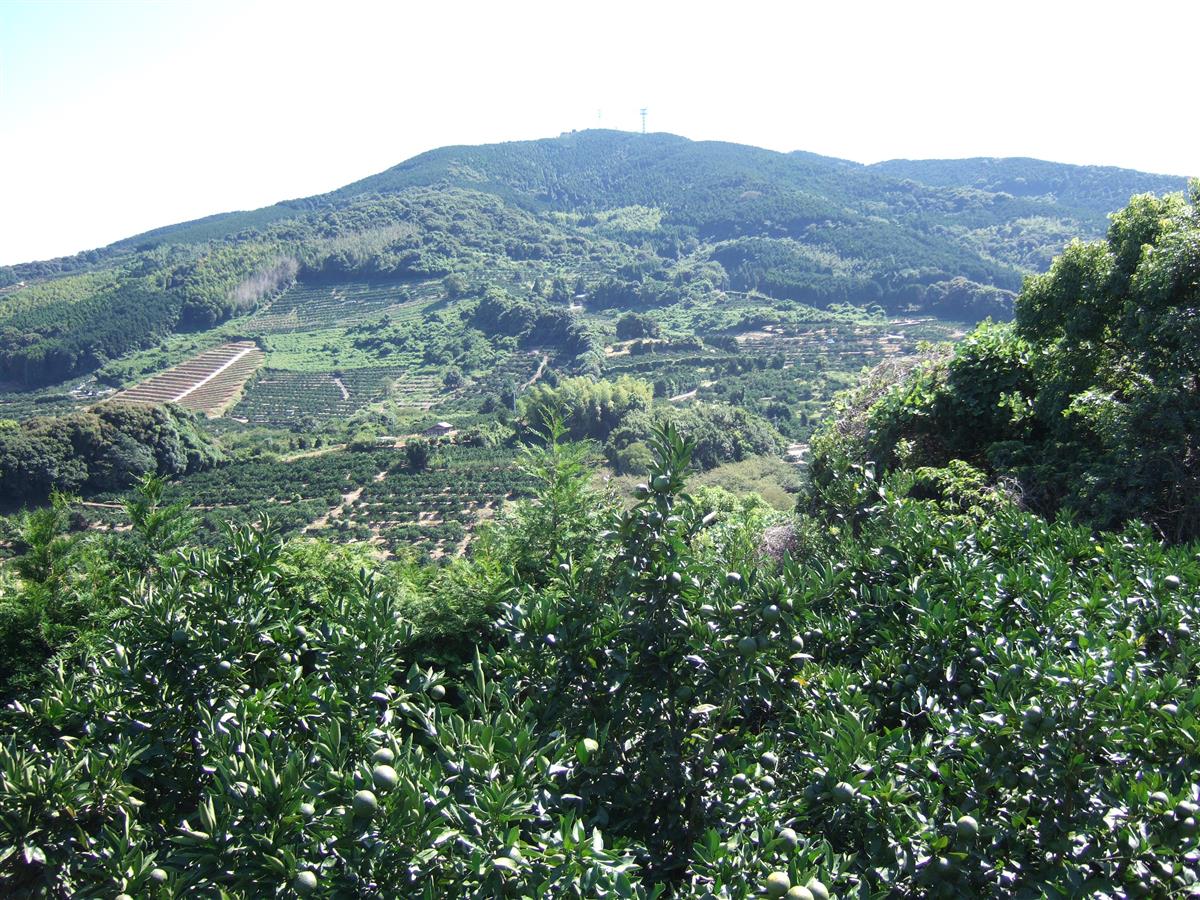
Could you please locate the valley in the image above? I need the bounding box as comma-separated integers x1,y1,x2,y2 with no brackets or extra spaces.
0,133,1184,552
0,130,1196,898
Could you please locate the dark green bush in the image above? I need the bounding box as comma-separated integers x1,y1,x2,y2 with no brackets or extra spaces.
817,187,1200,541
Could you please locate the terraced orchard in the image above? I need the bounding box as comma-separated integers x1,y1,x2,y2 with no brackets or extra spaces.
343,447,538,558
80,445,537,561
234,367,442,425
244,278,443,333
113,341,264,416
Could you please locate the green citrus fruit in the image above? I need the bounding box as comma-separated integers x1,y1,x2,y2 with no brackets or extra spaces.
352,789,378,817
956,815,979,840
293,871,318,895
765,871,791,897
372,765,399,791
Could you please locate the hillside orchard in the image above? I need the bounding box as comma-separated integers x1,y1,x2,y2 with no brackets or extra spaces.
0,140,1196,896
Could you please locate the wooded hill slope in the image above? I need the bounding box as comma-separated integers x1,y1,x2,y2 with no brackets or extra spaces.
1,132,1186,389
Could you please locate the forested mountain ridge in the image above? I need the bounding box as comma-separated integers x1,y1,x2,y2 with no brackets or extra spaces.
4,130,1185,291
868,155,1181,224
102,131,1186,279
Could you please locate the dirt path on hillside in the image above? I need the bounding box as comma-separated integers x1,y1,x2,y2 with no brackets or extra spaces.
522,353,550,390
786,443,809,466
279,443,348,462
170,346,257,403
667,379,714,403
303,484,368,532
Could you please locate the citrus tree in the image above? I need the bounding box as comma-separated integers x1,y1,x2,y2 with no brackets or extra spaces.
1,420,1197,897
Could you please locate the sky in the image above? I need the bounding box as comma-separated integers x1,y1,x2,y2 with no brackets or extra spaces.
1,0,1197,266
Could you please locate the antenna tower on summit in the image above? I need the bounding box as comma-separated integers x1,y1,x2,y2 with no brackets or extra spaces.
640,108,647,134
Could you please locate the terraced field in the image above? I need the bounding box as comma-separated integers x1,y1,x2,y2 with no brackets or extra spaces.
0,375,115,420
245,279,444,333
732,320,955,364
233,367,443,425
112,341,264,416
457,352,542,401
316,446,537,558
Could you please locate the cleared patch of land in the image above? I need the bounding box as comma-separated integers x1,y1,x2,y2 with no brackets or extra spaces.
113,341,264,416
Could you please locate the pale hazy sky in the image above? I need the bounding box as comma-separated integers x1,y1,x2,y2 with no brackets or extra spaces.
1,0,1196,265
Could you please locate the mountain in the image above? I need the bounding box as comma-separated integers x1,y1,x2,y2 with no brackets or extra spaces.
104,132,1186,269
868,155,1181,224
0,131,1188,389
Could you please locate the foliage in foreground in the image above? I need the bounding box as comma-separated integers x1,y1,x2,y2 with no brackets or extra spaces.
0,423,1196,898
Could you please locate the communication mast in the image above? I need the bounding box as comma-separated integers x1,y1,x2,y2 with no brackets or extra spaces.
640,108,647,134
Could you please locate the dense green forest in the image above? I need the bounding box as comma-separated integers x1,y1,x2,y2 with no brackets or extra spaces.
0,404,220,506
0,184,1197,898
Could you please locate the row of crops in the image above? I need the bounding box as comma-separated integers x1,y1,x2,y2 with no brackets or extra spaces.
442,351,543,411
245,278,445,333
0,376,112,419
732,323,949,366
591,319,964,441
233,367,443,425
358,446,536,555
113,341,265,415
83,445,532,561
234,345,553,426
